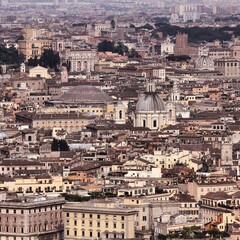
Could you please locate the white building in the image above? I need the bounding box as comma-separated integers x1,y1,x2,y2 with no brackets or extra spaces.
161,36,175,56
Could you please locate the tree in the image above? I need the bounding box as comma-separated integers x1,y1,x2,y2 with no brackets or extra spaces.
0,45,24,65
59,139,70,151
97,40,129,55
128,48,141,58
51,138,59,151
110,19,116,29
28,49,60,70
141,23,154,30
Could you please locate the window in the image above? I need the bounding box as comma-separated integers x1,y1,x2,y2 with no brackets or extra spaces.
143,120,146,128
66,213,69,217
90,231,93,237
98,232,101,238
114,223,116,228
122,223,124,229
66,230,69,236
106,222,108,228
97,222,100,227
82,231,85,237
89,214,92,219
74,220,77,226
74,230,77,236
97,214,100,219
153,120,157,128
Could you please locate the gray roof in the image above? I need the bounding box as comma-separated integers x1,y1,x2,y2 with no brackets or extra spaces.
136,93,165,112
58,85,113,103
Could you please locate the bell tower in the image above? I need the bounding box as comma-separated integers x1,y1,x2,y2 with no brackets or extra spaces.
171,81,180,102
114,98,127,124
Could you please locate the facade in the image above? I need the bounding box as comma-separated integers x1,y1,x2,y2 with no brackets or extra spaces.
63,49,97,72
133,82,176,130
63,201,137,240
18,39,52,61
214,59,240,77
0,196,65,240
0,175,73,195
29,66,51,79
15,111,95,133
187,179,237,201
174,33,189,56
133,82,189,130
161,36,174,56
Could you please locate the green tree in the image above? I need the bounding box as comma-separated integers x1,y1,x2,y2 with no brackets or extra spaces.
0,45,24,65
111,19,116,29
51,138,59,151
59,139,70,151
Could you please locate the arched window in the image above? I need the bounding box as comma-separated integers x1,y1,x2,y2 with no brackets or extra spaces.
153,120,157,128
169,109,173,119
119,110,122,119
143,120,146,128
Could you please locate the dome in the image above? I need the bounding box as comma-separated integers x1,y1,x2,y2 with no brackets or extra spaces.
196,55,214,70
136,93,165,112
58,85,113,103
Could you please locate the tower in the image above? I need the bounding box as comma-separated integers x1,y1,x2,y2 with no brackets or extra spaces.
20,63,26,73
221,140,233,165
171,81,180,102
114,98,127,124
61,66,68,83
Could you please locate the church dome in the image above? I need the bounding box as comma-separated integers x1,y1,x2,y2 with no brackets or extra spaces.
196,55,214,70
136,93,165,112
58,85,113,103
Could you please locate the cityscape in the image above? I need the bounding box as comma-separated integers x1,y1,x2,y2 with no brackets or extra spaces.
1,0,240,239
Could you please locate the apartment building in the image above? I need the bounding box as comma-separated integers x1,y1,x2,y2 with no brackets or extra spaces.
0,196,65,240
63,200,137,239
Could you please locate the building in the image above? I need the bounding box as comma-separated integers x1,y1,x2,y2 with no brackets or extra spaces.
133,82,176,130
18,39,52,61
63,48,97,73
133,81,189,130
15,111,95,133
161,36,174,56
214,59,240,77
63,200,138,239
0,195,65,240
174,33,189,56
187,179,237,201
45,85,115,120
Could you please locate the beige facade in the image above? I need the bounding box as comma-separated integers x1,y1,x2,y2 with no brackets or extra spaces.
18,39,52,60
0,175,73,195
15,112,95,134
187,179,237,201
214,59,240,77
0,196,65,240
63,201,137,239
29,66,51,79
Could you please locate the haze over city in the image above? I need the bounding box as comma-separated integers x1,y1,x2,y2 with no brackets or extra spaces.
0,0,240,240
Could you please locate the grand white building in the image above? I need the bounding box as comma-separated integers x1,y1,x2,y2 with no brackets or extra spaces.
63,48,97,73
132,82,190,130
